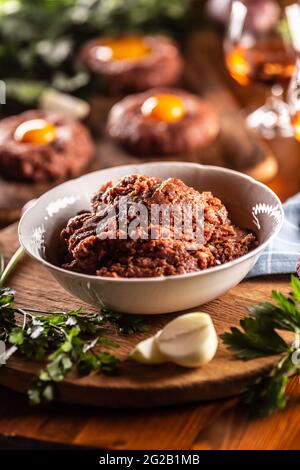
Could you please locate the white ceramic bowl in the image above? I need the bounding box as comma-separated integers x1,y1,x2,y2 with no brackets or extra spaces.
19,162,283,314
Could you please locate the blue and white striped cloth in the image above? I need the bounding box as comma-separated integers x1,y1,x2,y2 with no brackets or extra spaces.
248,192,300,278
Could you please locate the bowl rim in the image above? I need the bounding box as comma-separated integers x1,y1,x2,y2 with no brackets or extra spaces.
19,161,284,283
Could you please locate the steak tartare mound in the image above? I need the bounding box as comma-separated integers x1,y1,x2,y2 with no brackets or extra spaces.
60,174,257,278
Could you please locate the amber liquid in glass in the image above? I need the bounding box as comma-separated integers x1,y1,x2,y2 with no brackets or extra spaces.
291,111,300,141
226,38,296,87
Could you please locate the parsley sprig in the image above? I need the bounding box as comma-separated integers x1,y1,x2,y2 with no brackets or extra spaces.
0,249,149,405
222,275,300,416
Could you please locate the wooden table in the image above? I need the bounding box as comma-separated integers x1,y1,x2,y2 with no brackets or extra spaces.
0,154,299,451
0,275,299,450
0,31,300,451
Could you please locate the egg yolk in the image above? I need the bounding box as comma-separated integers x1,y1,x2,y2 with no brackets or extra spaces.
14,119,57,145
141,95,186,123
94,36,150,61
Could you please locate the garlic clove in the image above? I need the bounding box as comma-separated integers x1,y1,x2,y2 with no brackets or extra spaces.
130,331,167,365
40,88,90,120
157,312,218,368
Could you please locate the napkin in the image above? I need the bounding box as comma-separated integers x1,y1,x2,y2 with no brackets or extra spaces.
248,192,300,278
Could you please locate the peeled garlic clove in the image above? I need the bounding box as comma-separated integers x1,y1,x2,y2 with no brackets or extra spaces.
157,312,218,368
40,88,90,120
130,331,167,365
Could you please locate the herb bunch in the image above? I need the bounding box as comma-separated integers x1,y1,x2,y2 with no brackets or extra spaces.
0,0,193,107
0,249,149,405
222,275,300,417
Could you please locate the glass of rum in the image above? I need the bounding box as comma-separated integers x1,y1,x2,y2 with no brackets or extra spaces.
289,58,300,141
224,0,300,139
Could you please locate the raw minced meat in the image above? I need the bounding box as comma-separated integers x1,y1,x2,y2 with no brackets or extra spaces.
79,35,183,93
0,110,95,181
107,88,219,155
60,174,257,277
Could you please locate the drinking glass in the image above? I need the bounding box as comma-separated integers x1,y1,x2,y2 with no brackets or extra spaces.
224,0,300,138
288,57,300,140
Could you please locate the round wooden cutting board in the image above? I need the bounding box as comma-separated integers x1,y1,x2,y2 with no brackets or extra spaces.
0,224,289,409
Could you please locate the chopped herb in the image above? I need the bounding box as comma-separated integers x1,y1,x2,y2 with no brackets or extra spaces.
0,247,149,405
101,307,150,335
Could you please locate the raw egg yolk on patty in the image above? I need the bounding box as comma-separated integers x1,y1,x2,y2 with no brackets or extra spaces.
94,36,150,61
14,119,57,145
141,95,186,123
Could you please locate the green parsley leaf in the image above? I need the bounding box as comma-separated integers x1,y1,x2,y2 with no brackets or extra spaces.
9,327,25,346
222,275,300,416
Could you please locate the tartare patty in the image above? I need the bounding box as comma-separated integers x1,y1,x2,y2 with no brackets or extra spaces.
79,35,183,93
0,110,95,182
107,88,219,155
60,174,257,278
